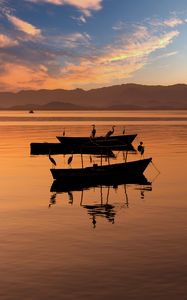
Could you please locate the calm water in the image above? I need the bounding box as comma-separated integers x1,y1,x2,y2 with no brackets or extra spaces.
0,110,187,300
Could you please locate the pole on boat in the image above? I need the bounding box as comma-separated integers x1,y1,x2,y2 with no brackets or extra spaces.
80,149,84,168
107,149,110,165
100,149,103,166
125,150,128,162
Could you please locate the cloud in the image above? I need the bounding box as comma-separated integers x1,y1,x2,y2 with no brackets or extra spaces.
163,17,183,27
156,51,178,60
6,14,41,37
150,17,183,28
27,0,102,16
0,34,18,47
57,29,179,87
53,32,91,48
71,15,87,24
0,15,181,91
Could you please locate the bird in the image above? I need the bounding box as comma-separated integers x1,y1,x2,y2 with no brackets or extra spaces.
105,125,115,138
62,128,66,136
67,153,73,166
49,152,57,167
122,127,125,135
137,141,144,157
90,124,96,138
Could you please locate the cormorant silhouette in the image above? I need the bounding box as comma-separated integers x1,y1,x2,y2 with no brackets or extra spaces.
105,125,115,138
137,141,144,156
91,124,96,138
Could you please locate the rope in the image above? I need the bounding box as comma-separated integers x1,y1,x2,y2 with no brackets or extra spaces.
151,160,160,174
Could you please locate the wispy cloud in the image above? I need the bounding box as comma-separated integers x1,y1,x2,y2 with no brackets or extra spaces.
150,16,183,28
0,34,18,47
163,17,183,27
1,26,179,89
57,29,179,87
27,0,103,16
53,32,91,48
0,13,181,91
6,14,41,38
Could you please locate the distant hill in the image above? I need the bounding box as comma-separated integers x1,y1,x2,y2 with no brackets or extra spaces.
0,83,187,109
8,101,85,110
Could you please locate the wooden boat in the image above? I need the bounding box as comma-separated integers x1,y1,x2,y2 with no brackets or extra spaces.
50,157,152,182
56,134,137,146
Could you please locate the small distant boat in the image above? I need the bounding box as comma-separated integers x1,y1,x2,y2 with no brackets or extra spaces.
29,110,34,114
50,157,152,182
56,134,137,147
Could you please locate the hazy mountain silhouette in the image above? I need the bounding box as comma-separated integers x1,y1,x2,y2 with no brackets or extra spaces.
0,83,187,109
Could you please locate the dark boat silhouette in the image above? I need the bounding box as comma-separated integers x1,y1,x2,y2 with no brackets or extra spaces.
30,142,136,155
50,157,152,182
56,134,137,147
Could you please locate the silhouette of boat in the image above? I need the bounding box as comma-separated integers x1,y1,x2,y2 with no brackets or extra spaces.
30,142,136,155
50,173,151,193
56,134,137,147
29,110,34,113
50,157,152,182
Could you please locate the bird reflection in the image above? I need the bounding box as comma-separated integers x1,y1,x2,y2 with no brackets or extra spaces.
48,152,57,168
92,215,96,228
68,191,73,204
67,153,73,167
49,193,57,207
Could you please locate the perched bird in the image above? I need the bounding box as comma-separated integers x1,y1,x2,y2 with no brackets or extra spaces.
67,153,73,166
122,127,125,135
137,141,145,156
91,124,96,138
62,128,66,136
49,152,57,167
105,125,115,138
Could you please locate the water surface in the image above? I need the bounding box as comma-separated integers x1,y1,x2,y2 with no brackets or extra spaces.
0,110,186,300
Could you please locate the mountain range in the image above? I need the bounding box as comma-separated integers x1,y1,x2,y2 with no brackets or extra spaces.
0,83,187,110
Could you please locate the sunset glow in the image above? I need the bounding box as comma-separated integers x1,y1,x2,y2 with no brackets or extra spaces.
0,0,187,91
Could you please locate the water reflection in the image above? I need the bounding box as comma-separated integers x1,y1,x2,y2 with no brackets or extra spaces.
49,176,152,227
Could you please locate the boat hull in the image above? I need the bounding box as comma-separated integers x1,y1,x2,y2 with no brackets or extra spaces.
56,134,137,146
50,158,152,182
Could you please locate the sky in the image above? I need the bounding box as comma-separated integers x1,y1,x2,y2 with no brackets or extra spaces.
0,0,187,91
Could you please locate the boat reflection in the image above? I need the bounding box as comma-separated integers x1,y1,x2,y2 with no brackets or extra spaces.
49,175,152,227
50,173,151,193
